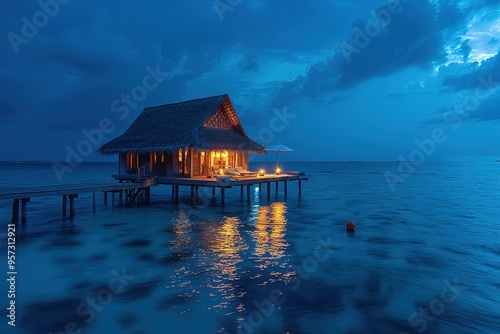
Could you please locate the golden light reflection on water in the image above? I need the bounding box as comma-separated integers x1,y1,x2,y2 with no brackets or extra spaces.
201,216,248,310
167,203,292,313
205,216,248,280
254,202,289,265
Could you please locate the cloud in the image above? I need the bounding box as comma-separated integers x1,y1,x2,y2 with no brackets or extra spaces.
270,0,499,109
460,39,472,62
440,51,500,92
237,55,259,72
421,52,500,126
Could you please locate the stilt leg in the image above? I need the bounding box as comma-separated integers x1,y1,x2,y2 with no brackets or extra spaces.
175,185,179,204
21,198,29,225
62,195,67,216
12,199,19,224
284,181,288,198
69,195,77,218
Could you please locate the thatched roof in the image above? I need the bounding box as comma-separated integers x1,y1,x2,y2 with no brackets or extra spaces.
99,94,265,154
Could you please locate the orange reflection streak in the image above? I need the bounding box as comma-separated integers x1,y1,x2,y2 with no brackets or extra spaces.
253,202,290,271
202,217,248,306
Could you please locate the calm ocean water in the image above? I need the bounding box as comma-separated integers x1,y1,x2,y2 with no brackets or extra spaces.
1,161,499,334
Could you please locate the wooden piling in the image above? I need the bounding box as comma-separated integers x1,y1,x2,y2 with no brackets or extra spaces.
175,185,179,204
298,179,302,196
267,182,271,200
112,192,116,210
104,192,108,204
69,195,77,218
62,195,67,216
246,185,251,203
284,180,288,198
21,198,29,225
275,181,279,194
221,187,225,207
12,199,19,224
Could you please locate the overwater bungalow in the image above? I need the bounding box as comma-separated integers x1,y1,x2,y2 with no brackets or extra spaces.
99,94,266,180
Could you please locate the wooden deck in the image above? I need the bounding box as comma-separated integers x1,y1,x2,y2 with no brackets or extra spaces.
113,173,309,206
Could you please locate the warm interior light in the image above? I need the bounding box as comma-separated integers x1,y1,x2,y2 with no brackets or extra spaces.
259,169,265,176
219,168,224,175
276,167,281,175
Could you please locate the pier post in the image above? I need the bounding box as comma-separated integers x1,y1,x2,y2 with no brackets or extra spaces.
104,192,108,204
221,187,225,207
119,190,123,199
12,199,19,224
112,192,116,210
212,187,216,196
21,198,30,225
267,183,270,200
175,185,179,204
92,192,96,213
62,195,67,216
240,185,244,196
147,187,151,204
69,195,77,218
284,180,288,198
275,181,278,194
69,194,77,217
259,183,262,191
298,179,302,197
246,185,251,204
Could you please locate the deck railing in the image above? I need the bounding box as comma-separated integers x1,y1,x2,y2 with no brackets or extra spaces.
137,163,151,181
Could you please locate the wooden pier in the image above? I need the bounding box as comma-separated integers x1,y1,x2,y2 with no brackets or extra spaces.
2,174,308,224
1,180,156,224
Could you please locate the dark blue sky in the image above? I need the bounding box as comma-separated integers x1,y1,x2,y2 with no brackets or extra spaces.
1,0,499,162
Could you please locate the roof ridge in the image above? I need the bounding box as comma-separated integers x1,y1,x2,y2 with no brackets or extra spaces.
144,94,228,110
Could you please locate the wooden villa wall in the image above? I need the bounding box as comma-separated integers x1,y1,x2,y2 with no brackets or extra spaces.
118,150,251,178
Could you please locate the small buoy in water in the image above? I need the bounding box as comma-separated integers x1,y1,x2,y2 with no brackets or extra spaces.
346,221,356,231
